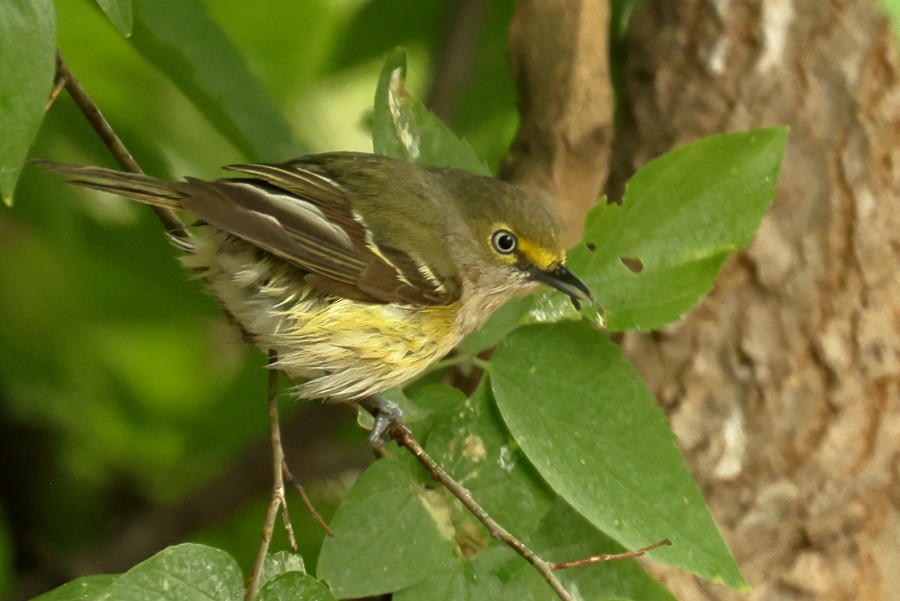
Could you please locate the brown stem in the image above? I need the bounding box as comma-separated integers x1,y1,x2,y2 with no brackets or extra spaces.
55,50,186,239
549,538,672,570
44,67,66,111
246,352,296,601
281,461,333,537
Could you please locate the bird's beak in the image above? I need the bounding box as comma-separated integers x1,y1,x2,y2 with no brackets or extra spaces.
528,264,593,304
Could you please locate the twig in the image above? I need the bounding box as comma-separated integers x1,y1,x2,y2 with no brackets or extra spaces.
281,461,333,537
549,538,672,570
55,50,187,239
45,65,66,111
246,352,296,601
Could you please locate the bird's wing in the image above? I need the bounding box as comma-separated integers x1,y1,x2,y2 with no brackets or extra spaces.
177,161,460,305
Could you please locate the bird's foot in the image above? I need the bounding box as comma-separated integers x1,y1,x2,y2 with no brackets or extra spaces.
360,395,403,447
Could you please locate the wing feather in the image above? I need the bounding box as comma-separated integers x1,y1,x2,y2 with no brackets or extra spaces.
182,161,460,305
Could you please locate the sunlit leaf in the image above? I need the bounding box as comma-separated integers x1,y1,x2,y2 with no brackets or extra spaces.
32,575,118,601
34,544,243,600
530,127,788,331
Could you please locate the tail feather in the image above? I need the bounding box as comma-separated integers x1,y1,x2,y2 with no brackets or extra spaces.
32,160,184,209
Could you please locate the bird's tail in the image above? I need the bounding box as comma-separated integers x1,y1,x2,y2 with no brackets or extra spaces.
32,160,183,209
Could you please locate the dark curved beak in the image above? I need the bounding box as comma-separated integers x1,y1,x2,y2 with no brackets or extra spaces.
528,264,593,303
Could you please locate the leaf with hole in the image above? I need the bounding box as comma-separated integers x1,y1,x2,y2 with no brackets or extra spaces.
528,127,788,331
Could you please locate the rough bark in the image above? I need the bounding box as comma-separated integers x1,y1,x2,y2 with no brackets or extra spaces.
613,1,900,599
501,0,614,246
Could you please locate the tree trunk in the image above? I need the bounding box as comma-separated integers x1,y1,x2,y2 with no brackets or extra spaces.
613,1,900,599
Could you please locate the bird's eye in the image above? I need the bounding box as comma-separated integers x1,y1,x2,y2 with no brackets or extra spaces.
491,230,518,254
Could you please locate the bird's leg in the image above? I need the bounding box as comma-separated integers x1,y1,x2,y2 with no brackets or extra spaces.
359,394,403,446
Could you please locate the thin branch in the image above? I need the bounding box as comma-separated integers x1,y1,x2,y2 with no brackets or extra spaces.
549,538,672,570
247,352,296,601
357,406,670,600
45,67,66,111
55,51,187,239
281,461,333,537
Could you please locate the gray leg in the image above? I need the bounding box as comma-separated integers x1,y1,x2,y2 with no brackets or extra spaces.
359,395,403,447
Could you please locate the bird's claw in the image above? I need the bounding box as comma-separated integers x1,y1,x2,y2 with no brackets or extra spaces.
362,395,403,447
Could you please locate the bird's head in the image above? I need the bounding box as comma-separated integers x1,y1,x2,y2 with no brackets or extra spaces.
438,170,592,305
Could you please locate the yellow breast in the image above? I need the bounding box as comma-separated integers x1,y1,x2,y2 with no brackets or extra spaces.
271,297,461,400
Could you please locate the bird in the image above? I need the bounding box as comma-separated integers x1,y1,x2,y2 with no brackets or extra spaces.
38,152,592,442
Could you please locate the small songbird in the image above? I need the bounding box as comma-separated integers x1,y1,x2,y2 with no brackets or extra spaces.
39,153,592,441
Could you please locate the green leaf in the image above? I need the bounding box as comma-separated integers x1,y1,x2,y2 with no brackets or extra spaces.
532,127,788,331
34,544,243,600
420,382,555,537
0,0,55,205
32,575,118,601
94,0,132,37
107,543,242,600
257,572,337,601
396,384,468,439
372,48,490,175
404,385,672,601
130,0,301,161
396,544,559,601
883,0,900,36
261,551,306,583
491,322,746,589
317,457,456,598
